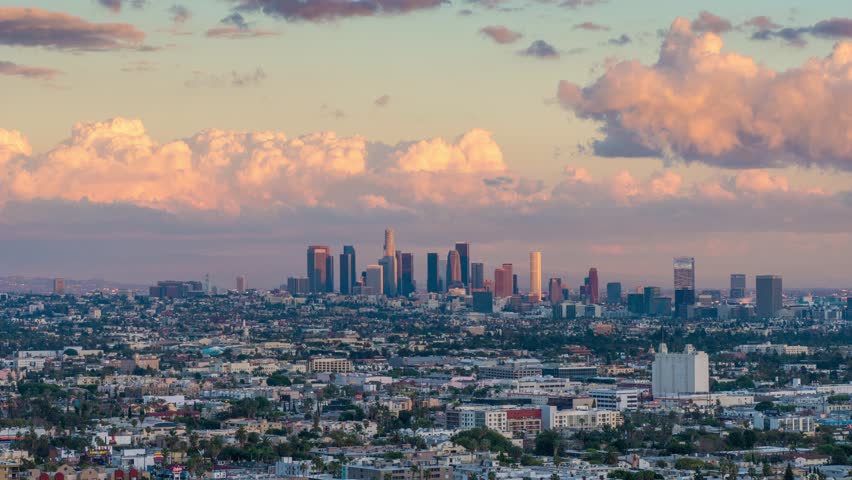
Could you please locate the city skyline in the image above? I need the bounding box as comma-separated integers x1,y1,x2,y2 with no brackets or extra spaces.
1,2,851,288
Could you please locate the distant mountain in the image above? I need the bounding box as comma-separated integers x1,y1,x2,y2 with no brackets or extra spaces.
0,276,148,295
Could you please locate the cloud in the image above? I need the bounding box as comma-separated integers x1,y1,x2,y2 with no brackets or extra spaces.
742,16,780,31
557,17,852,170
97,0,148,12
229,0,444,23
752,17,852,47
690,11,732,34
560,0,605,9
373,94,391,107
733,169,789,193
184,68,267,88
573,21,608,31
606,33,630,45
168,5,191,23
205,12,279,38
480,25,523,44
120,60,157,72
0,60,62,80
520,40,559,59
0,7,146,50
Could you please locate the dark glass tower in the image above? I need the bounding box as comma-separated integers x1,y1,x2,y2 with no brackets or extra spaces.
344,245,356,290
730,274,746,299
470,262,485,290
756,275,783,319
606,282,622,304
455,242,470,288
339,252,352,294
307,245,330,293
427,252,439,293
400,252,415,295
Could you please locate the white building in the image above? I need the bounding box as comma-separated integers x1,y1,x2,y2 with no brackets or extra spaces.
540,406,622,430
651,343,709,398
589,389,642,411
365,265,383,296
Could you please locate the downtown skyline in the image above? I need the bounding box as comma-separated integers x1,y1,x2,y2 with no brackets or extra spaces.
0,1,851,288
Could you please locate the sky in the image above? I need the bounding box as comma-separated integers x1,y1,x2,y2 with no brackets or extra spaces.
0,0,851,290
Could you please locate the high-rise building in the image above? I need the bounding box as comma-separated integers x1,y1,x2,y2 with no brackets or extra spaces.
307,245,331,293
730,274,746,299
627,293,644,314
471,262,485,291
365,265,383,295
512,274,519,295
472,291,493,313
325,255,334,293
587,268,599,304
756,275,783,319
339,252,353,294
606,282,622,304
455,242,470,288
383,229,395,257
427,253,439,293
673,256,695,291
400,252,415,295
652,343,709,397
548,278,563,304
53,278,65,295
494,264,514,298
287,277,309,295
643,286,661,315
446,250,462,289
343,245,356,291
236,275,247,293
529,251,542,299
379,255,397,296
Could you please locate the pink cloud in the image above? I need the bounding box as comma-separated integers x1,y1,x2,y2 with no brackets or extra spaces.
0,7,145,50
480,25,523,44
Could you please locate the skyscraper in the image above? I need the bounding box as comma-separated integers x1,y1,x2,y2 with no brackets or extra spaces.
548,278,563,304
730,274,746,299
365,265,383,295
340,252,353,294
529,251,542,299
53,278,65,295
383,229,395,257
494,264,513,298
427,253,439,293
512,274,518,295
673,257,695,291
325,255,335,293
400,252,415,295
606,282,622,304
379,255,397,296
756,275,783,319
588,268,599,304
643,286,661,315
470,262,485,291
307,245,331,293
455,242,470,288
344,245,356,291
446,250,462,289
236,275,247,293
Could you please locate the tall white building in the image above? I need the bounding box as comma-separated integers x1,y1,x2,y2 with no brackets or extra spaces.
365,265,383,295
651,343,709,398
529,251,541,299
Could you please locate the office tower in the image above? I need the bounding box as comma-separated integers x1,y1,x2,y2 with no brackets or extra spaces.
673,256,695,291
529,251,542,299
627,293,645,314
379,255,397,296
494,264,513,298
548,278,563,304
446,250,462,289
395,250,402,285
307,245,331,293
365,265,383,295
730,274,746,299
438,258,446,292
236,275,247,293
674,288,695,306
471,262,485,291
606,282,622,304
400,252,415,295
653,296,673,317
652,343,709,397
383,228,395,257
512,274,519,295
325,255,334,293
455,242,470,288
344,245,356,291
587,268,599,304
472,291,493,313
53,278,65,295
286,277,309,295
756,275,783,319
643,286,661,315
339,252,353,294
427,253,439,293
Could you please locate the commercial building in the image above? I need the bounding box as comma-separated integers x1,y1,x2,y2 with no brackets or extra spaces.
587,268,599,304
365,265,383,295
479,360,542,379
589,389,642,411
286,277,309,295
446,250,462,289
606,282,622,304
455,242,470,288
651,343,709,398
541,406,622,431
529,251,542,300
307,245,333,293
756,275,783,319
308,357,354,373
235,275,247,293
427,253,439,293
470,262,485,291
730,274,746,299
399,252,415,295
472,291,493,313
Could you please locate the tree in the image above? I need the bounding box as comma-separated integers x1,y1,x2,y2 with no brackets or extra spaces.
236,426,248,448
784,464,794,480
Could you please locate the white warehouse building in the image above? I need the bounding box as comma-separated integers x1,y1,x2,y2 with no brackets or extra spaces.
651,343,709,398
